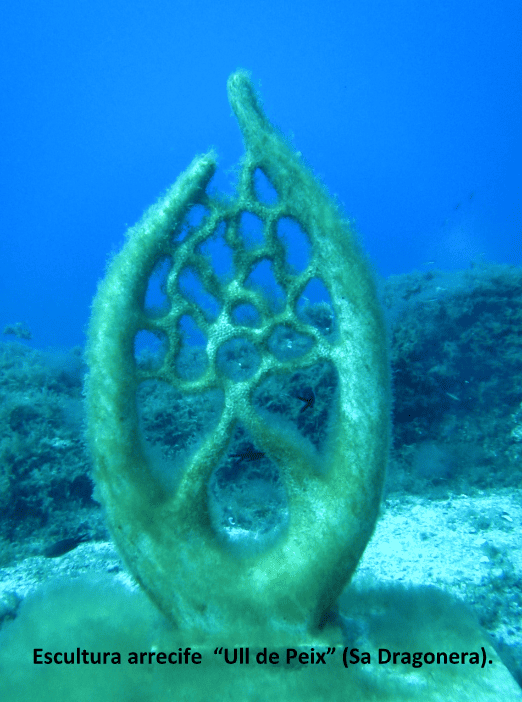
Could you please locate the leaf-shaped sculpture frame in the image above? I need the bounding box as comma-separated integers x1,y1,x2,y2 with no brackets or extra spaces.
85,71,390,641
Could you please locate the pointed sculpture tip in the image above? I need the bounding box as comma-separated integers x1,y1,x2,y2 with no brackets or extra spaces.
226,69,253,97
227,69,270,140
227,69,257,112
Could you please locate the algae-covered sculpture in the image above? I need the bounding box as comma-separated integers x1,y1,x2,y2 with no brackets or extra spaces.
86,70,390,636
85,72,521,700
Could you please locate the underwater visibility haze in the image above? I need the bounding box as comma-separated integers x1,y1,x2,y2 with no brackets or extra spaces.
0,1,521,699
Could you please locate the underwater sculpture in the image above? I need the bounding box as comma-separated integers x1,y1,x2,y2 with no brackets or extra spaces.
85,72,521,699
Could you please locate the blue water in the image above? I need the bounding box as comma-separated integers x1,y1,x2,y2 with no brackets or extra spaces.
2,0,521,349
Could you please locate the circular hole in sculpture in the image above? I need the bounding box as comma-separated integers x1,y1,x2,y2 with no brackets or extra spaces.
216,337,260,381
231,302,261,328
268,324,314,361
